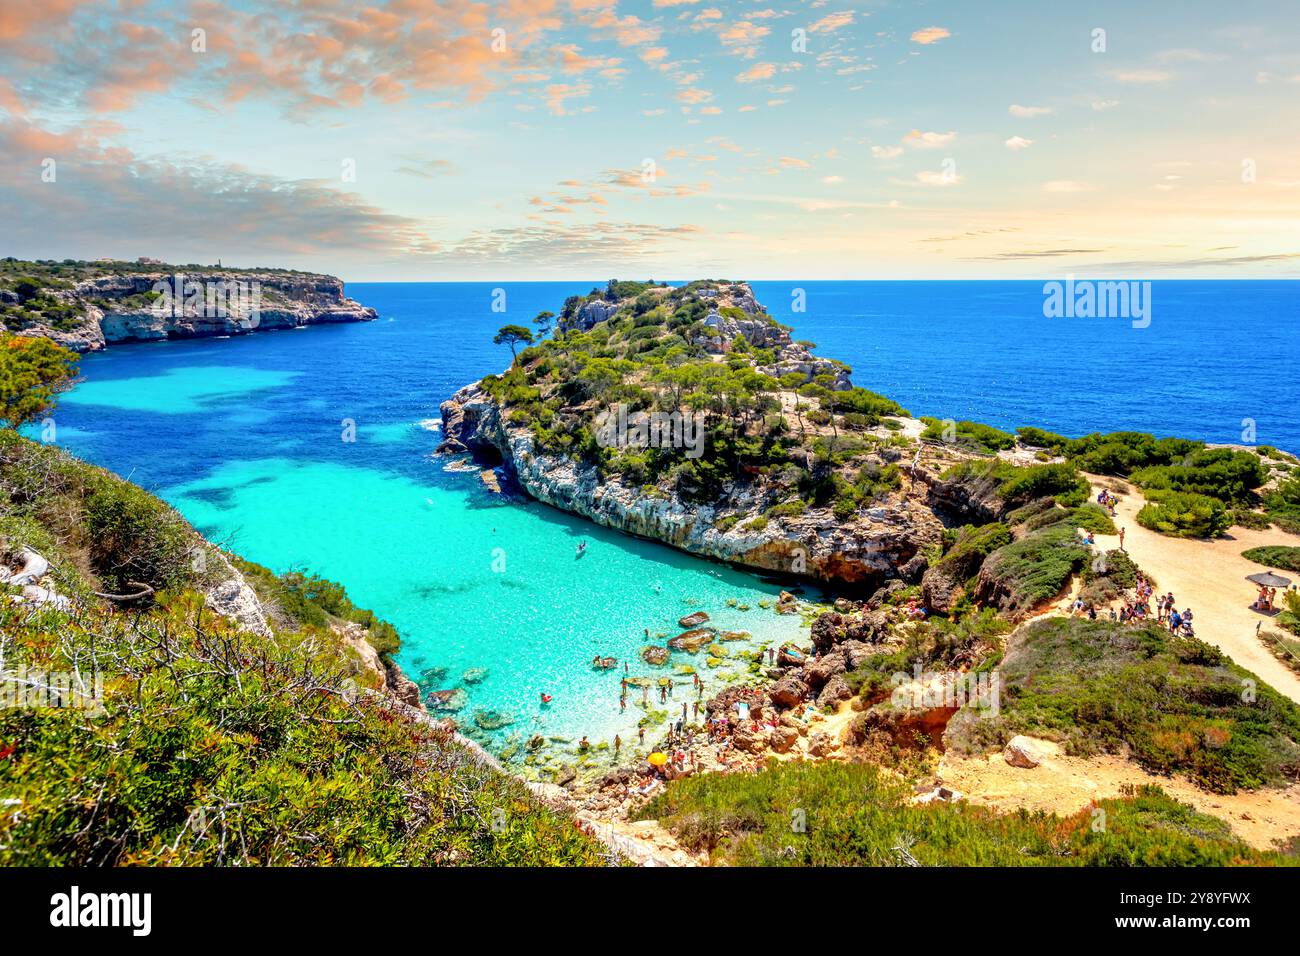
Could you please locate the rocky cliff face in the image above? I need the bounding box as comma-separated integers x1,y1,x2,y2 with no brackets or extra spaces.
7,269,375,352
438,379,941,588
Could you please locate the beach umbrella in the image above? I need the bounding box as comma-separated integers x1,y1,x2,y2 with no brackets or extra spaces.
647,752,668,767
1246,571,1292,588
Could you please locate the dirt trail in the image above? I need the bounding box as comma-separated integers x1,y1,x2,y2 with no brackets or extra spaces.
939,748,1300,852
1086,476,1300,704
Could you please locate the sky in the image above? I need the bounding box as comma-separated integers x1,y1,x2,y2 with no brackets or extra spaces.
1,0,1298,280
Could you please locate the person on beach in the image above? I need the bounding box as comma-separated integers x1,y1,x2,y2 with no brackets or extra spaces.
1119,527,1126,550
619,696,626,713
579,735,590,752
614,734,621,754
1169,608,1182,634
638,726,645,745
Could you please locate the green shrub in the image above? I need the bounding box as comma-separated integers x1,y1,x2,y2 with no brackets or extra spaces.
1136,489,1230,538
977,524,1090,613
1241,546,1300,573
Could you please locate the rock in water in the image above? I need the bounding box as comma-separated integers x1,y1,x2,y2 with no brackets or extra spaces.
426,688,468,712
641,646,671,666
668,628,715,653
474,709,514,731
462,667,489,684
678,611,710,628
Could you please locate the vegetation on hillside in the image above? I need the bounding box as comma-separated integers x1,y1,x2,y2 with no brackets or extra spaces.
480,280,909,513
634,761,1290,866
946,618,1300,794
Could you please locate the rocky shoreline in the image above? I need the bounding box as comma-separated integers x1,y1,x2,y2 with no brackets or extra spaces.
4,265,376,352
438,384,943,589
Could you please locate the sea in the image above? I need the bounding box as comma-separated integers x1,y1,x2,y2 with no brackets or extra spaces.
37,279,1299,763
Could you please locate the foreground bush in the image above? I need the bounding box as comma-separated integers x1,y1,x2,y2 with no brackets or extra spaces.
0,596,607,866
634,761,1289,866
1136,489,1230,538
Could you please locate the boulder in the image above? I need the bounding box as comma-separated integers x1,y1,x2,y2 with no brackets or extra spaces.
462,666,489,684
769,674,809,710
804,651,846,689
816,674,853,708
770,725,800,753
733,723,768,753
668,628,715,653
678,611,710,628
1003,735,1048,769
807,731,835,757
641,645,671,666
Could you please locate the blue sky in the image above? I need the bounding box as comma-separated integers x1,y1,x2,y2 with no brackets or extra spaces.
2,0,1298,279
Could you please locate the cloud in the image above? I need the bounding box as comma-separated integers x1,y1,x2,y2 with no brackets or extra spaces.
0,117,439,262
736,62,777,83
904,129,955,149
716,20,770,57
809,12,855,35
395,156,456,179
910,26,951,45
871,145,903,159
1091,99,1119,111
1008,104,1053,118
1004,136,1033,151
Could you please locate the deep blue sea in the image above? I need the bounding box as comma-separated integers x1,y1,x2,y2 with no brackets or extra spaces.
39,279,1299,765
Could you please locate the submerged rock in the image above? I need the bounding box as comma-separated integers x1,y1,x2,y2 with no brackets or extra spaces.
474,709,514,731
462,667,489,684
678,611,710,628
426,688,468,712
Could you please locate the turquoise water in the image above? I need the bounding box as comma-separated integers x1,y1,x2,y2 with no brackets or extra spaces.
42,285,816,765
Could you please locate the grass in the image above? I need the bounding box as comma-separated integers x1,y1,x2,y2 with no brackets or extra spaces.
633,760,1290,866
946,618,1300,794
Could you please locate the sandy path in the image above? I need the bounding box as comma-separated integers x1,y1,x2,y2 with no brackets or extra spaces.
1085,476,1300,704
939,747,1300,851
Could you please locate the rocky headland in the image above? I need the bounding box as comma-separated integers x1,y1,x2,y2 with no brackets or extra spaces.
0,258,375,352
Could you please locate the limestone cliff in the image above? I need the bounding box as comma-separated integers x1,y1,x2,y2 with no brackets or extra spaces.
1,261,375,352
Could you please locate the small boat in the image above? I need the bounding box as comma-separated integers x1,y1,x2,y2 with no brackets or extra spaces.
576,542,588,558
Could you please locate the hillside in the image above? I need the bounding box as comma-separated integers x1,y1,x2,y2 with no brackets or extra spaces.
0,257,375,352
